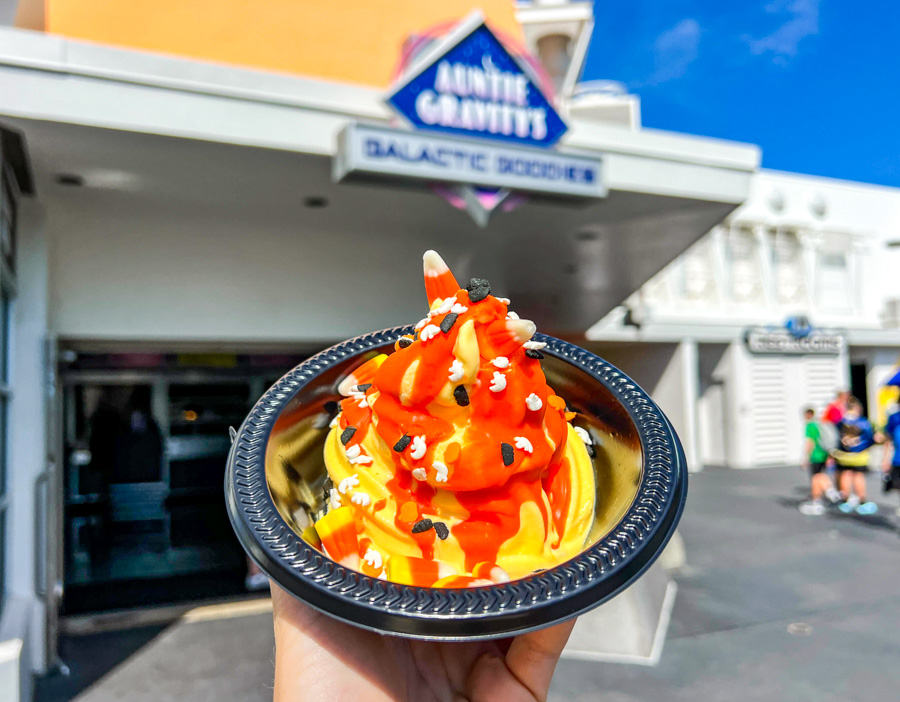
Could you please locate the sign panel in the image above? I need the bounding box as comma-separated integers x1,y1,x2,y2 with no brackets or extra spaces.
387,16,567,148
745,328,843,355
334,124,604,199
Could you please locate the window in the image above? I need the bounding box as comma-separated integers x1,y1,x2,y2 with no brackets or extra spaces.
725,225,765,306
678,237,719,306
767,227,809,307
0,164,14,616
817,248,853,313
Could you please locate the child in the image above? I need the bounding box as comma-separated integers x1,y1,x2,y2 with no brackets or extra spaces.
799,407,841,515
833,398,878,515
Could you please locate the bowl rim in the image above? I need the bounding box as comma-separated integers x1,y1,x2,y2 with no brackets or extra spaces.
225,326,688,641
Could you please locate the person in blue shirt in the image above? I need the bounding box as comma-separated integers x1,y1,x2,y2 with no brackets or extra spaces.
833,398,878,515
880,403,900,516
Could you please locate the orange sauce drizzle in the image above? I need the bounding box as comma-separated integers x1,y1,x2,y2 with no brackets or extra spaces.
334,281,575,570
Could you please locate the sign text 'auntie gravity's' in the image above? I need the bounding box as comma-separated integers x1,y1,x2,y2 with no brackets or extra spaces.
388,19,567,149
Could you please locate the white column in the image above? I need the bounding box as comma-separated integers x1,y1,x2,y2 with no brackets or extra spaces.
679,338,701,472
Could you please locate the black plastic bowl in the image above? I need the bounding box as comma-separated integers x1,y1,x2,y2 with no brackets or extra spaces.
225,327,687,640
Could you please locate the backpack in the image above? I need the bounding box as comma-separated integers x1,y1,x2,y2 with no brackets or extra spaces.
816,421,839,452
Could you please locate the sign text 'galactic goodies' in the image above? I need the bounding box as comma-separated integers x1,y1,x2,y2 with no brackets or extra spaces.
334,124,604,199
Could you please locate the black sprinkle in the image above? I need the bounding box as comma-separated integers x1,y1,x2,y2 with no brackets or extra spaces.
433,522,450,540
466,278,492,302
411,518,434,534
324,400,339,415
501,442,515,466
525,349,544,359
586,444,597,458
356,383,372,392
453,385,470,407
440,312,458,333
340,427,357,445
398,337,413,349
394,434,412,452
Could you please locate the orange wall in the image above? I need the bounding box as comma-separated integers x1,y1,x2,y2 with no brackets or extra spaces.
45,0,524,88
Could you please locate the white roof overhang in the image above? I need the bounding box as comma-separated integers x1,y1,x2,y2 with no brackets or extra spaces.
0,28,760,338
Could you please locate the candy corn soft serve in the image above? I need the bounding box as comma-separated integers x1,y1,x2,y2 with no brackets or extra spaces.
311,251,596,587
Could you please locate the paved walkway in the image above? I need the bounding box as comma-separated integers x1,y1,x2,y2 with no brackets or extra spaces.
37,467,900,701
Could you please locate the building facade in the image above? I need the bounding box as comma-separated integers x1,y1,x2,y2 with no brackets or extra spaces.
588,170,900,470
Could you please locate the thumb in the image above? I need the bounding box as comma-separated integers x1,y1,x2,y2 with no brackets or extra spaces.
503,618,576,699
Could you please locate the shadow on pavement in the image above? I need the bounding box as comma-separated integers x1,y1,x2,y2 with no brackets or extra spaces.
34,625,170,702
774,496,900,533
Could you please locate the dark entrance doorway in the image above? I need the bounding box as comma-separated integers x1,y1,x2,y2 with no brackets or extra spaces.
850,362,869,416
59,350,309,615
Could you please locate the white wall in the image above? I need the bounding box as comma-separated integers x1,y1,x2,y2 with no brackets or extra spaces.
2,197,48,697
46,182,483,345
586,342,699,471
619,169,900,332
740,170,900,241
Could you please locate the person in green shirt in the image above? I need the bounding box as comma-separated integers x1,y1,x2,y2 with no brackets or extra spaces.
799,407,841,515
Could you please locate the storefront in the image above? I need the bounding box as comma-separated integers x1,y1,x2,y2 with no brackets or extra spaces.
0,2,762,696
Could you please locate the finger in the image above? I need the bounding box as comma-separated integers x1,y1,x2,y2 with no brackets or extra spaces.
503,618,576,699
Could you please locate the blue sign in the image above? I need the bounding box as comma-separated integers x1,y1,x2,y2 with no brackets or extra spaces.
387,17,568,149
784,315,813,338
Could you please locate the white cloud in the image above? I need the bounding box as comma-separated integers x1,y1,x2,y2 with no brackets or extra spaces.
745,0,820,61
644,18,701,86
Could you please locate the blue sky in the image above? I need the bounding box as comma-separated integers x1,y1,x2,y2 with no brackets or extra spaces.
581,1,900,188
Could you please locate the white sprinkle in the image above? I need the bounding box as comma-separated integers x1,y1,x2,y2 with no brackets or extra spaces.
525,393,543,411
524,341,546,350
506,311,519,320
349,454,373,465
574,426,593,445
491,356,510,368
411,435,427,460
338,474,360,494
450,303,468,314
329,488,342,510
356,396,368,409
497,297,511,304
351,492,371,507
412,467,427,481
415,317,429,330
329,415,341,428
448,359,464,382
514,436,533,454
377,570,387,580
420,324,441,342
437,297,455,314
363,547,383,570
489,371,507,392
490,566,511,583
345,444,361,459
433,461,449,483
